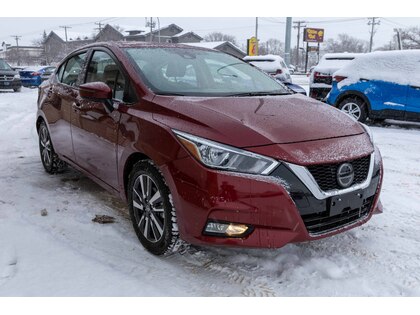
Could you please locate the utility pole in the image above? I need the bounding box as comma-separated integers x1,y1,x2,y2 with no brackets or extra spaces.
59,25,72,42
11,35,21,66
293,20,306,70
368,17,380,52
255,17,259,41
94,22,103,34
284,17,292,66
146,17,156,42
394,28,403,50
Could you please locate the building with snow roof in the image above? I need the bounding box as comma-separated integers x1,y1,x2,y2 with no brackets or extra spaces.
185,41,246,59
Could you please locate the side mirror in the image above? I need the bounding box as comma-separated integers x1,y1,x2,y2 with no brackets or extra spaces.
79,82,115,112
79,82,112,100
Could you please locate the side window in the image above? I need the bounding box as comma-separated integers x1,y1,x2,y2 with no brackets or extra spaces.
61,52,87,86
85,50,126,100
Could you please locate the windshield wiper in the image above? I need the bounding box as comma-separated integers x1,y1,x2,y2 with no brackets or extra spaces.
227,91,291,97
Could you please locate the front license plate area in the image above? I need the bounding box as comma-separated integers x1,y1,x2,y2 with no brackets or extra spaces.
329,190,364,216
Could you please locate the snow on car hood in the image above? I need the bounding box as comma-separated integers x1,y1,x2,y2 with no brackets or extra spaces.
152,93,365,148
335,50,420,88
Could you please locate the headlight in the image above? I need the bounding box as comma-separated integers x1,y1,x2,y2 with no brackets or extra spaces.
174,130,279,175
14,74,20,79
360,123,374,144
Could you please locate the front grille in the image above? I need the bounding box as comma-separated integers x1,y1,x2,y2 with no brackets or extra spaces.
302,196,374,234
307,155,371,191
0,75,14,81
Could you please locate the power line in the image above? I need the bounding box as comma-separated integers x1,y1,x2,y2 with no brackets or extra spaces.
381,18,408,28
307,17,366,24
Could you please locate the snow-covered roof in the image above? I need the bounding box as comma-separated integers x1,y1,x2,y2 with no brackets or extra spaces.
335,49,420,87
172,31,202,39
185,41,245,54
243,54,285,62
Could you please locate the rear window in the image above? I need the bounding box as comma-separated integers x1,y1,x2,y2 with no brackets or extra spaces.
245,59,276,63
325,57,355,61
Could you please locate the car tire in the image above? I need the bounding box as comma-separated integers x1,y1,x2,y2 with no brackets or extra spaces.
338,96,368,123
13,87,21,92
128,160,180,256
38,121,66,174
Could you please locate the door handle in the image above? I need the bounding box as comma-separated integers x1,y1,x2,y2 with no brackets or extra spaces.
72,102,82,111
410,86,420,90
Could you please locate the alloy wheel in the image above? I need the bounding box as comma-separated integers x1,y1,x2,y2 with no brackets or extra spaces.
340,102,362,120
39,125,52,168
132,174,165,243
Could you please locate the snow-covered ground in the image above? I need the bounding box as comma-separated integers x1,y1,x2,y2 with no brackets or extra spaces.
0,85,419,297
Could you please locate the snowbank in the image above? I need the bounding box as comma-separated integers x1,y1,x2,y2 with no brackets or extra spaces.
335,50,420,87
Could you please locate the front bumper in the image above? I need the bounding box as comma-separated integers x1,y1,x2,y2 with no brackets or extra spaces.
0,79,22,90
309,87,331,101
161,147,383,248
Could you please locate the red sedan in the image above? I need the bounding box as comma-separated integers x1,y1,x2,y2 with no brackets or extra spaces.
36,42,383,255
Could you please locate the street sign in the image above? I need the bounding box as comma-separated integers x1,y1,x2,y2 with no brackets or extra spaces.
308,45,319,52
247,37,258,56
304,28,325,43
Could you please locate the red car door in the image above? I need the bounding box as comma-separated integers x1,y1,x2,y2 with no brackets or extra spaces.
45,51,88,162
71,50,126,190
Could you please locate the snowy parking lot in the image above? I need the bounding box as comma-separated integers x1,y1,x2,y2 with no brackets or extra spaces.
1,81,420,296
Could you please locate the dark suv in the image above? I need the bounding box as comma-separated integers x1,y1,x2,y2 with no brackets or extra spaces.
37,42,383,255
0,59,22,92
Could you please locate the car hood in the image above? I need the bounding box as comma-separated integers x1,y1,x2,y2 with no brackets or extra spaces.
152,93,365,148
0,70,17,75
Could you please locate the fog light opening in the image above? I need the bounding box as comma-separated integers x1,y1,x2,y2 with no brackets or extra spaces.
204,221,251,237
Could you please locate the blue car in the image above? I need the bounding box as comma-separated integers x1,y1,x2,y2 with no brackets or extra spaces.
19,66,56,87
327,50,420,123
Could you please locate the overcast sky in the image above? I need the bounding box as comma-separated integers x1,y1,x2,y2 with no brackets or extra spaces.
0,17,419,50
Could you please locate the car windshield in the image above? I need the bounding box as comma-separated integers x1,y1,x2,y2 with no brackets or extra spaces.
0,60,12,71
125,47,289,97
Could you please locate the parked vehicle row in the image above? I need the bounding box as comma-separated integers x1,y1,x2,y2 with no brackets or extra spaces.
326,50,420,123
20,66,56,87
37,42,383,255
309,53,360,101
0,58,22,92
0,60,56,92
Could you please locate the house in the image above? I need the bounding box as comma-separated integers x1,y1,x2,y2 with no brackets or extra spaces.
96,24,125,42
44,31,94,63
125,23,202,44
185,41,247,59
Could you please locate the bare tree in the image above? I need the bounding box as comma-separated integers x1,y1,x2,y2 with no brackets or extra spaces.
400,27,420,49
375,38,399,51
204,32,237,45
325,34,369,53
258,38,284,55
